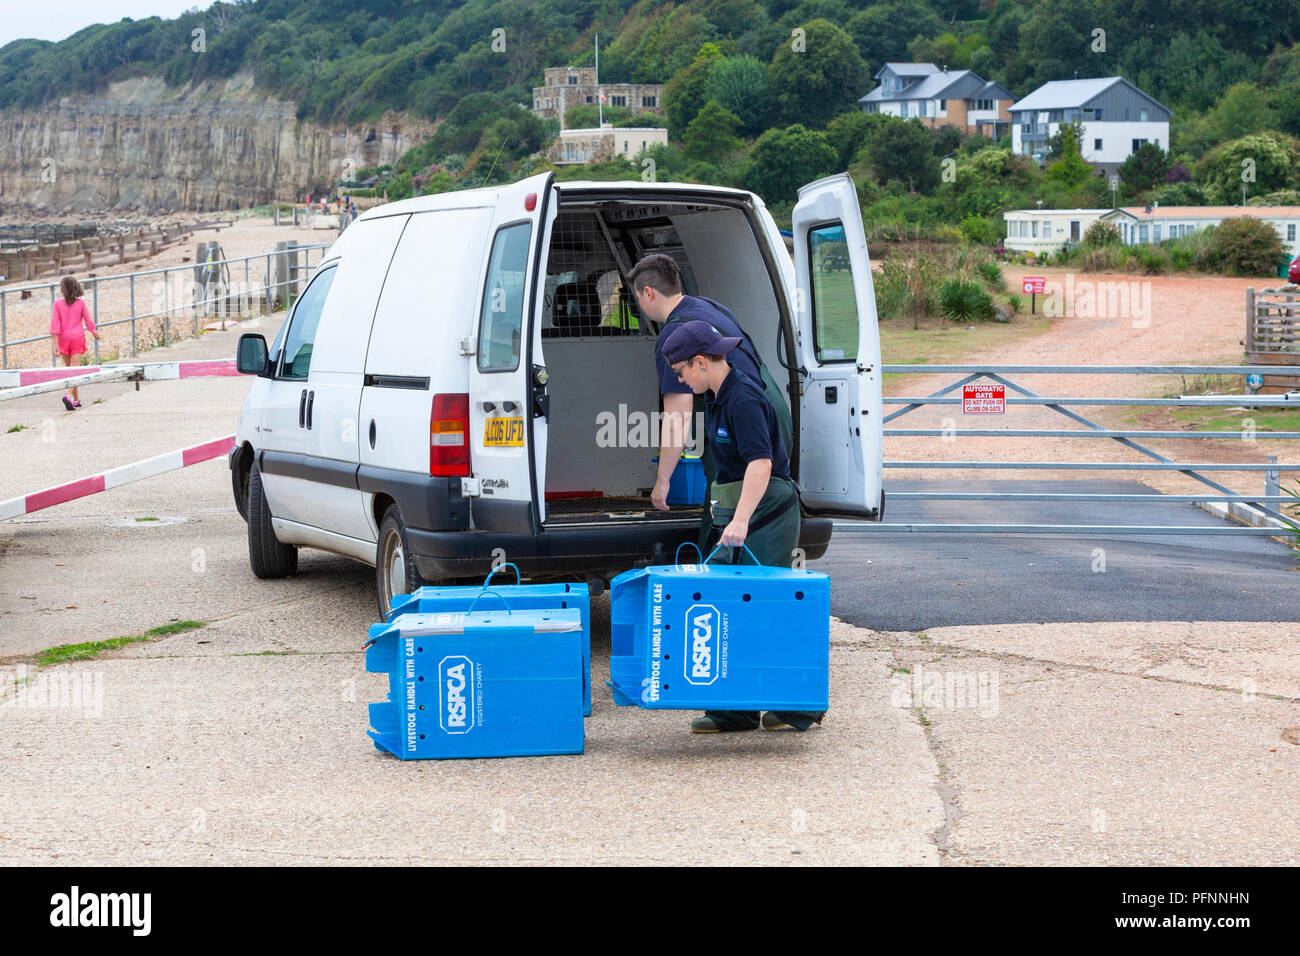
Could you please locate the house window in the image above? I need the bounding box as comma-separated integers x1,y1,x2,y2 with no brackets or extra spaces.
611,95,626,106
1031,221,1039,238
586,96,592,103
568,76,578,85
1153,224,1162,242
1093,109,1102,120
1139,108,1148,122
1131,138,1147,153
1138,225,1149,243
642,95,656,108
1043,219,1052,237
1289,224,1297,242
1094,138,1103,151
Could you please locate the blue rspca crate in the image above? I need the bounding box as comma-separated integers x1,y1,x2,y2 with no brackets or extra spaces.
365,607,584,760
667,454,706,506
607,556,830,711
388,570,591,716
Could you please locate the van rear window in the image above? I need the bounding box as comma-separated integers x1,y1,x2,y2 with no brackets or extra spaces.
478,221,533,371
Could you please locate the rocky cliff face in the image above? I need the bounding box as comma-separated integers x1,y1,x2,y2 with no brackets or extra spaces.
0,73,433,214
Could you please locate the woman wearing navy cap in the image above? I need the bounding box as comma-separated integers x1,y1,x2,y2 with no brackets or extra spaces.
661,319,824,735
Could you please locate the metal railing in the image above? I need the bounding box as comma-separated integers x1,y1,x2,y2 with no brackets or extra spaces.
0,242,330,369
835,364,1300,537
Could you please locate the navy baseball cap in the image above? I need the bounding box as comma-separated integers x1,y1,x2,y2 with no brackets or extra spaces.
662,320,743,364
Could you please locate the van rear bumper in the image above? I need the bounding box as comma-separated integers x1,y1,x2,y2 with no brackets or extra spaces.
407,516,832,581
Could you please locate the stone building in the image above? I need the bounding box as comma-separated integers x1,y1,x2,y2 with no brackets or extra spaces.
532,67,665,124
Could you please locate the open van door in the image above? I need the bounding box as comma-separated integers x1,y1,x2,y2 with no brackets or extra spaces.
467,172,557,534
790,173,884,518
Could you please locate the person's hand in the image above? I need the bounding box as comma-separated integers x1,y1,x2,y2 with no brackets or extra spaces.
92,332,100,340
651,479,671,512
718,517,749,547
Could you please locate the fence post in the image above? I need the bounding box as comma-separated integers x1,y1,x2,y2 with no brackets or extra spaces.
50,284,56,366
1266,455,1280,502
129,273,136,354
164,267,170,346
1,290,6,370
244,257,250,317
1245,287,1255,353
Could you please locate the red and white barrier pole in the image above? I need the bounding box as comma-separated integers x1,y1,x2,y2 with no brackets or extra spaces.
0,359,240,401
0,435,235,521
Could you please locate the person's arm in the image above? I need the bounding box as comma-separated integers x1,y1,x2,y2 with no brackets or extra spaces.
82,300,99,339
718,457,772,546
652,391,694,511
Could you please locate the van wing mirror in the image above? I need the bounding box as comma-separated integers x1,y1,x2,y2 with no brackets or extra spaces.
236,333,269,375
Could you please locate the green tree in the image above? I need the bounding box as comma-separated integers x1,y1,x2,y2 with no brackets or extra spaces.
705,55,769,136
1044,123,1091,190
744,124,836,202
1204,217,1288,276
864,116,940,192
1197,132,1300,201
845,2,943,75
767,19,870,129
664,43,723,136
1205,83,1280,141
1117,143,1172,195
684,101,744,164
826,110,888,170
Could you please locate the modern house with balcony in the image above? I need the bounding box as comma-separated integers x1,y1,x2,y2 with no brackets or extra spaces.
1010,77,1170,174
858,63,1013,139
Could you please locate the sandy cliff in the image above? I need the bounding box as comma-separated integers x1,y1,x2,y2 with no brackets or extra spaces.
0,73,432,213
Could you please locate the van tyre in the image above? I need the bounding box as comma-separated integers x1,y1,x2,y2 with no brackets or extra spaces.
377,506,425,617
247,463,298,579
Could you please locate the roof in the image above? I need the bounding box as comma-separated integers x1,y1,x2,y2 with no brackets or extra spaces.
973,80,1013,100
1003,209,1112,217
861,69,1013,105
1106,206,1300,220
878,62,940,78
1009,77,1131,112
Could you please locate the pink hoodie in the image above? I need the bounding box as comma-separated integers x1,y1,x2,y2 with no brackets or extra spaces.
50,298,96,353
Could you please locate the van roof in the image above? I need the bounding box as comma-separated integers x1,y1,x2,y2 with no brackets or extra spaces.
357,180,757,222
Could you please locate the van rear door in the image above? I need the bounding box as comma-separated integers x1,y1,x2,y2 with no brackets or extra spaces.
467,172,557,534
790,173,883,518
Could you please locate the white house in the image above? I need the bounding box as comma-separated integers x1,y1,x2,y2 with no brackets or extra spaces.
548,126,668,165
1102,205,1300,258
1002,208,1110,253
1009,77,1171,174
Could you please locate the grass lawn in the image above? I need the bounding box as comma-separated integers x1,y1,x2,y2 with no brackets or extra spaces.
879,313,1053,388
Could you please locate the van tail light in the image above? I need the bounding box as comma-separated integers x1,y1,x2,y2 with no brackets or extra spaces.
430,393,470,477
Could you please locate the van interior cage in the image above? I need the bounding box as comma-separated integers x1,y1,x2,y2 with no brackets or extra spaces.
540,206,705,339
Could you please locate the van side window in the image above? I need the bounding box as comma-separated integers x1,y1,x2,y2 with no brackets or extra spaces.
478,221,533,371
279,266,337,380
808,224,858,363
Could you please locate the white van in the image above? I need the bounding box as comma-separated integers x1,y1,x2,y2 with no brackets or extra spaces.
231,172,884,615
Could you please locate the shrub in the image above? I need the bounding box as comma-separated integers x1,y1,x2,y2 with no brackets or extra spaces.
1080,246,1123,272
975,259,1005,291
1134,246,1168,274
1006,293,1023,314
958,214,1000,246
1168,246,1195,271
933,224,965,244
1082,220,1122,247
1204,216,1289,276
939,279,995,323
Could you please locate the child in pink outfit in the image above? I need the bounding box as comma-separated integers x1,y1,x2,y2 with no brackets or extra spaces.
49,275,99,410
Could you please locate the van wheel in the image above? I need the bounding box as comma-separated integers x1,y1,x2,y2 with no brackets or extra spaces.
247,463,298,579
376,506,425,618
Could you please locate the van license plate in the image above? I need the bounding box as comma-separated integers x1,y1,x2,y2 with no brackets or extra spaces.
484,417,525,446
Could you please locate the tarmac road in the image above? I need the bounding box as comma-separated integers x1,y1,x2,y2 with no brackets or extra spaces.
825,479,1300,632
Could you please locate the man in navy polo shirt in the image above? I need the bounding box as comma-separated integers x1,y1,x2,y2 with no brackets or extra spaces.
659,319,824,735
627,253,765,512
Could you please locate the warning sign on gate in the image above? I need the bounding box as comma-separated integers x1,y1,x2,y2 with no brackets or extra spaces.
1022,276,1046,294
962,384,1005,414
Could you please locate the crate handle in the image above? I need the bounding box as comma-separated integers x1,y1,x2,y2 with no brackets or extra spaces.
704,543,761,566
482,562,522,587
674,541,703,566
467,588,513,615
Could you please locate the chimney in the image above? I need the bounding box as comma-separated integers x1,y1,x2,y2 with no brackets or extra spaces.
1144,203,1151,213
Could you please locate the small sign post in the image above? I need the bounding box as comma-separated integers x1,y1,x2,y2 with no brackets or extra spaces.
1023,275,1045,314
962,383,1006,414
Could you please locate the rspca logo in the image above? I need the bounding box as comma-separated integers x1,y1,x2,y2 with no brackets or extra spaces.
684,604,721,685
439,655,476,734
